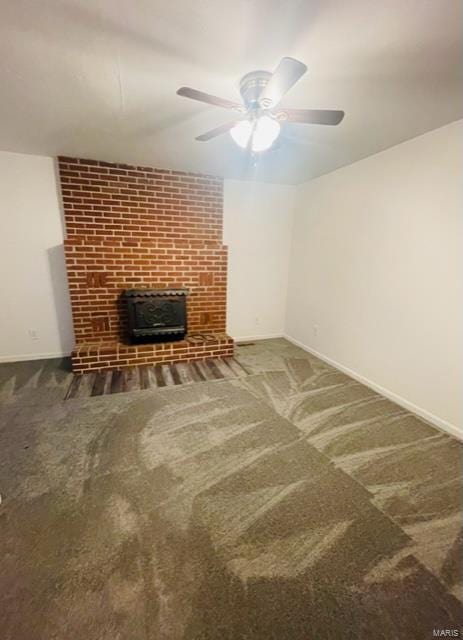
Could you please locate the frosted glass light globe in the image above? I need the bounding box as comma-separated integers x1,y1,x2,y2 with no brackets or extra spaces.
230,120,253,148
230,115,280,152
251,115,280,152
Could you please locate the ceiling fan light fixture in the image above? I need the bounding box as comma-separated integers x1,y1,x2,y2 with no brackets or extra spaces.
230,115,280,152
230,119,253,148
179,57,344,147
251,115,280,152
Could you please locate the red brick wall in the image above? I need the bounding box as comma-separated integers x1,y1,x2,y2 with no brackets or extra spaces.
59,157,229,347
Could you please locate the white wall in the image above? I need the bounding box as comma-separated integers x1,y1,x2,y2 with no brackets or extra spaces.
286,120,463,436
224,180,294,340
0,151,74,361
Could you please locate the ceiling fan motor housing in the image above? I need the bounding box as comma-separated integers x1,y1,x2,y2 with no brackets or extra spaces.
239,70,272,109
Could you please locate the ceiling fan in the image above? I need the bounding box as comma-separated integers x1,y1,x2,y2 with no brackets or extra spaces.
177,57,344,153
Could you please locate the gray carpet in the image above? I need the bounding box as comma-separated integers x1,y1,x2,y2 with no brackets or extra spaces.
0,339,461,639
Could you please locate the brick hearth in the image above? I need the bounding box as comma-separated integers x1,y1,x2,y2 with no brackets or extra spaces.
59,156,234,372
72,334,234,374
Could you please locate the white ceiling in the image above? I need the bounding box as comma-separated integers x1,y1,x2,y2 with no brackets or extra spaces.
1,0,462,184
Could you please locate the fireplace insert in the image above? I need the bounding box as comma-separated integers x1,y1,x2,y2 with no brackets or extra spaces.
123,288,188,343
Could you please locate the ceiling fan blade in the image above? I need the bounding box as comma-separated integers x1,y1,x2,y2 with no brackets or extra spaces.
277,108,345,125
177,87,244,112
196,121,239,142
259,57,307,108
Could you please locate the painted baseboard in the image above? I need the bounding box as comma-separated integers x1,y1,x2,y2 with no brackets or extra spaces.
283,334,462,442
0,351,71,363
233,333,284,342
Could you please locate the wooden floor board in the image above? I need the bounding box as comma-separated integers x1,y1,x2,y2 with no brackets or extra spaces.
76,373,96,398
111,370,124,394
139,366,150,390
206,360,224,379
65,357,248,399
169,363,182,385
175,362,194,384
154,364,166,387
91,371,107,396
196,361,215,381
224,357,248,377
65,374,82,400
191,361,206,381
161,364,175,386
214,358,234,378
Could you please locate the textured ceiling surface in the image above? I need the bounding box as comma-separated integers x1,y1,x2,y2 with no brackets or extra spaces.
1,0,462,184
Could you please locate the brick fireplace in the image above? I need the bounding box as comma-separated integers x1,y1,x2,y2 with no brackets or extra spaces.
59,157,234,373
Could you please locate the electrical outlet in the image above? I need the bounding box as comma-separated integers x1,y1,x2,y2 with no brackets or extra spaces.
254,317,260,326
313,325,319,338
28,329,39,341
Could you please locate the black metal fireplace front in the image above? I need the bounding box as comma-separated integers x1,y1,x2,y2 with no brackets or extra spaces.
122,288,188,343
